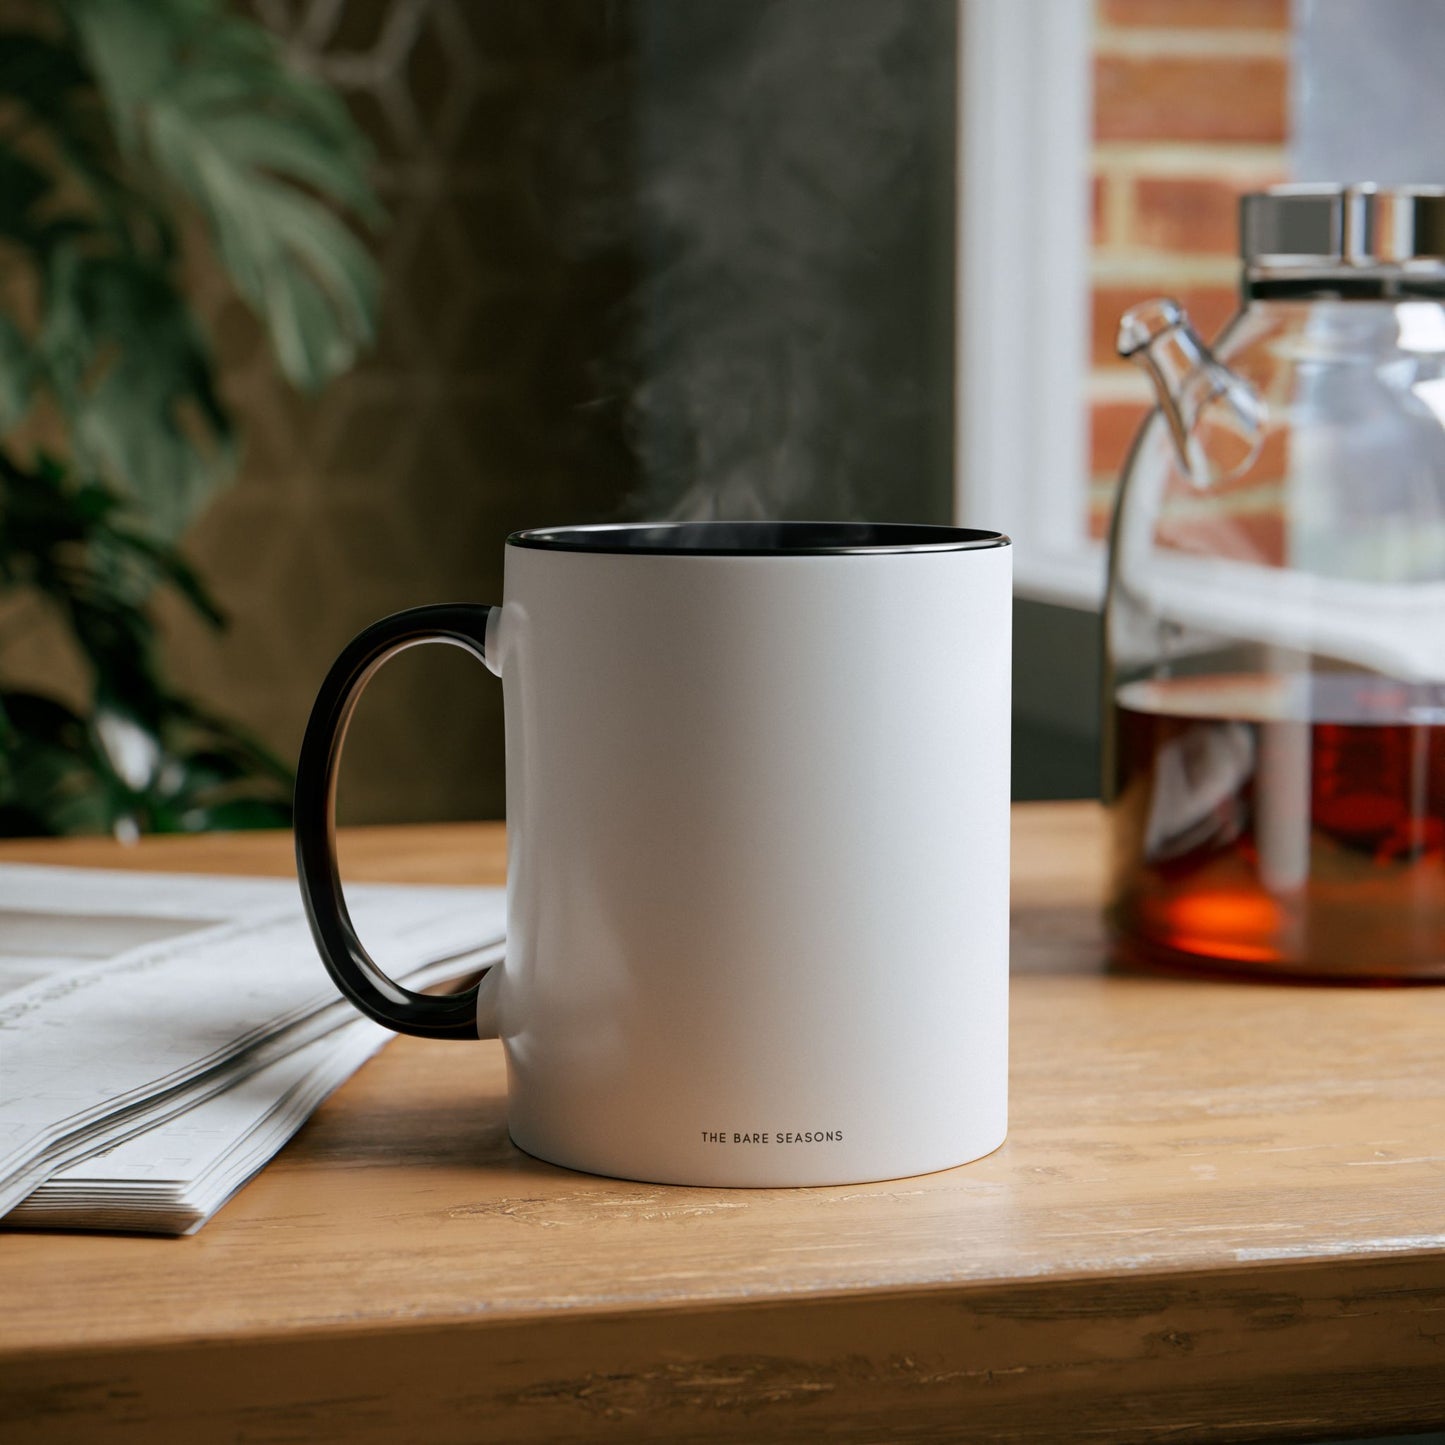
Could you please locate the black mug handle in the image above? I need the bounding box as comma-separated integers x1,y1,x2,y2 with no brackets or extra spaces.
294,603,497,1039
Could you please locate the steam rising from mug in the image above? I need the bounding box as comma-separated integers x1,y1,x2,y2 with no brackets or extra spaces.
551,1,952,520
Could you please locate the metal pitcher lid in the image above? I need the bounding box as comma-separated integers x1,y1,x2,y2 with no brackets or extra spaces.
1241,184,1445,269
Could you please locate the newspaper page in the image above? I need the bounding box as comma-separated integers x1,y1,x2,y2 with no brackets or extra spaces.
0,865,505,1230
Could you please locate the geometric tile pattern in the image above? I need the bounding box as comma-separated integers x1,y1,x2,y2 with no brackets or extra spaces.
159,0,637,824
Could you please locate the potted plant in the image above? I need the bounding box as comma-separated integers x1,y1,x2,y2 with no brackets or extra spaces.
0,0,380,836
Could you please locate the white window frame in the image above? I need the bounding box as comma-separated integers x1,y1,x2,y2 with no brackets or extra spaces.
955,0,1104,610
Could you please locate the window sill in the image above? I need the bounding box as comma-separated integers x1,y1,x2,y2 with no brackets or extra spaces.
1013,543,1107,611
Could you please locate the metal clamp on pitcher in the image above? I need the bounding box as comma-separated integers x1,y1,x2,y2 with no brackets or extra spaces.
1106,184,1445,982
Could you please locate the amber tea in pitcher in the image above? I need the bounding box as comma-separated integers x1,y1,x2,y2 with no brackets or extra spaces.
1110,673,1445,980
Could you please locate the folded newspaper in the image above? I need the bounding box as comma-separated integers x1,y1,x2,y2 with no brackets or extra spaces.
0,864,504,1235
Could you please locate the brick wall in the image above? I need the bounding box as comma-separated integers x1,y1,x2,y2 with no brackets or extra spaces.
1088,0,1290,538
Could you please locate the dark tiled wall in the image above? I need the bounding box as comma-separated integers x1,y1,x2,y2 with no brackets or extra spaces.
165,0,638,824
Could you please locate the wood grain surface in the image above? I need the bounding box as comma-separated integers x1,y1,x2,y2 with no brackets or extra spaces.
2,804,1443,1443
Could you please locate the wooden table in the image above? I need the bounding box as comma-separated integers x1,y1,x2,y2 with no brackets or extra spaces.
2,803,1443,1444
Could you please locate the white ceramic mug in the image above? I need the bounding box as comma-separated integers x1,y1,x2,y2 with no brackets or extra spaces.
295,521,1012,1187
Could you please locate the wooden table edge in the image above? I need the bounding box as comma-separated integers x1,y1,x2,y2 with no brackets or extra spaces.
5,1236,1445,1362
6,1250,1444,1443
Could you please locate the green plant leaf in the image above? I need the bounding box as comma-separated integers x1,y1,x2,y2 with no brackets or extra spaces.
64,0,381,392
0,0,362,837
0,30,159,256
0,674,296,837
0,315,32,427
0,454,226,748
177,797,291,831
36,247,234,537
0,33,89,118
107,524,225,626
0,149,51,246
166,697,295,784
0,689,114,836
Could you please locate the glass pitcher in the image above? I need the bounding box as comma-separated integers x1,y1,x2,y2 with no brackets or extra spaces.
1105,184,1445,981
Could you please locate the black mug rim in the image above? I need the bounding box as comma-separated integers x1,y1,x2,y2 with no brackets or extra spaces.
506,521,1011,556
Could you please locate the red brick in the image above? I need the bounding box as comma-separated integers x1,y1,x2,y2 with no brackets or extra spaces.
1253,426,1287,481
1134,176,1255,255
1169,417,1289,487
1095,55,1287,143
1092,175,1108,246
1091,283,1240,368
1156,508,1285,566
1088,501,1113,542
1091,399,1152,477
1101,0,1289,28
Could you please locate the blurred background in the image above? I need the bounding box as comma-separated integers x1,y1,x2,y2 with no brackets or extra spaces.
0,0,1429,833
